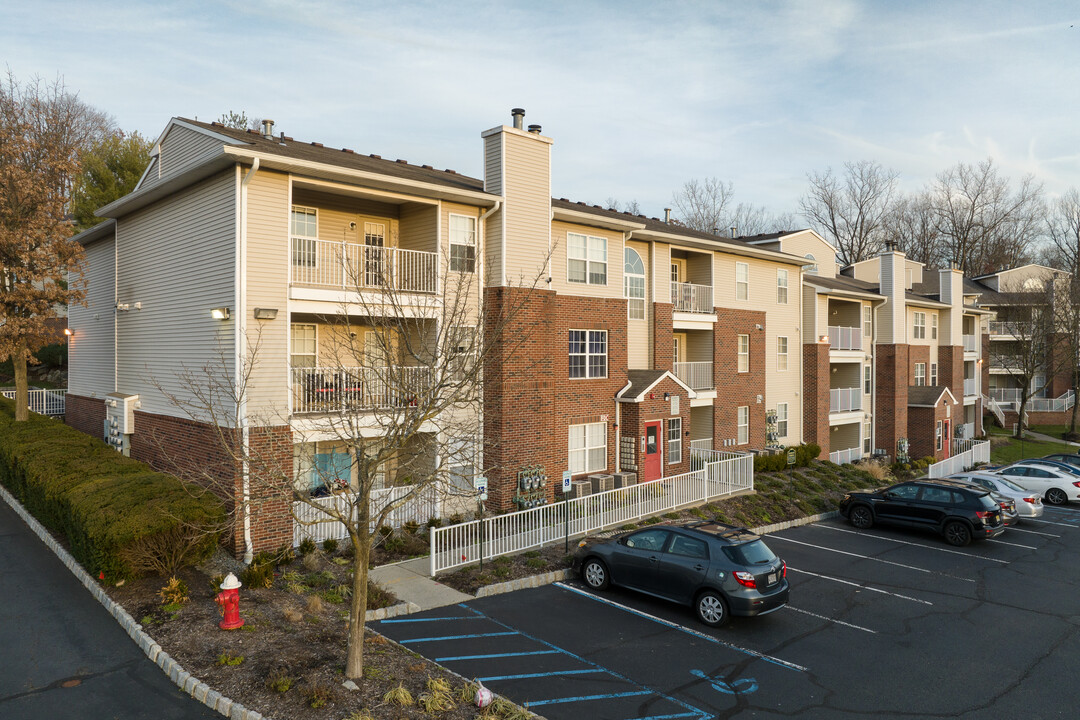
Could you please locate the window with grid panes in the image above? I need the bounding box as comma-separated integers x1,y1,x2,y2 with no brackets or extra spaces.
737,334,749,373
914,363,926,386
736,262,749,300
930,363,937,386
668,417,682,464
291,206,318,267
569,330,607,378
913,312,926,339
291,324,317,367
449,214,476,272
569,422,606,474
567,233,607,285
777,402,788,437
737,406,749,444
777,336,788,371
777,269,788,304
864,305,872,336
624,247,646,319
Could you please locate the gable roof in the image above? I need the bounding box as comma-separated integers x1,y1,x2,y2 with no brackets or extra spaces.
908,386,958,407
616,369,697,402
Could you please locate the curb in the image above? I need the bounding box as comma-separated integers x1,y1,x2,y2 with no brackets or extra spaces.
365,600,421,621
475,569,572,598
0,484,266,720
751,510,840,535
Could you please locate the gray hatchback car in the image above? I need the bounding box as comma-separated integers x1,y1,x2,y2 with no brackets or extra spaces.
573,521,789,627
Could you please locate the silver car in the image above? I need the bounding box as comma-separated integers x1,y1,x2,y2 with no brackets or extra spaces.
990,462,1080,505
948,472,1044,519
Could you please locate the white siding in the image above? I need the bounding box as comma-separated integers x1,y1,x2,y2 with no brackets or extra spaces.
68,236,116,398
115,169,237,417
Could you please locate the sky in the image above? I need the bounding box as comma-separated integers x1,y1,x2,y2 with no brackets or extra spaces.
5,0,1080,223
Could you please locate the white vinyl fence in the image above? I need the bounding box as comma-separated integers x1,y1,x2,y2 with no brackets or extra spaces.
0,388,66,416
927,440,991,478
428,451,753,576
292,483,443,546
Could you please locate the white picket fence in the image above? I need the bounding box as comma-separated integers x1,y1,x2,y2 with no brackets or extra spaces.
292,483,443,546
428,451,753,576
927,440,991,478
0,388,66,416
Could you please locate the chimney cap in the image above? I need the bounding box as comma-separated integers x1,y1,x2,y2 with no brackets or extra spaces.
527,124,542,134
511,108,525,130
260,118,275,140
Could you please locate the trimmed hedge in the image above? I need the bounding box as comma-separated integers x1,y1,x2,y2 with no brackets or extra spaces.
753,443,821,473
0,398,226,580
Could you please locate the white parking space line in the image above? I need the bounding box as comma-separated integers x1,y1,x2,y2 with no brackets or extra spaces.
787,567,933,605
767,534,975,581
813,525,1009,563
784,606,876,634
987,538,1038,550
1008,526,1060,538
1027,518,1080,528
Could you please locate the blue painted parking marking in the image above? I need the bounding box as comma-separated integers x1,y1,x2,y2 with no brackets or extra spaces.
690,669,758,695
379,615,480,623
477,668,605,682
434,649,560,662
400,630,518,644
527,690,654,707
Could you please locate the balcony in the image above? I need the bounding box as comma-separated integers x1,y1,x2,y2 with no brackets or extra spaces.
829,447,862,465
830,387,861,413
673,361,714,391
671,282,713,314
828,326,862,351
291,365,431,414
963,378,978,397
291,238,437,294
963,334,978,352
988,321,1031,338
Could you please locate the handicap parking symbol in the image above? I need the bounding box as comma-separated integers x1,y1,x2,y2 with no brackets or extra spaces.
690,668,758,695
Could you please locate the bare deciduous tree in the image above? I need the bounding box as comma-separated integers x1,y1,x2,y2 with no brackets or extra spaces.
605,197,642,216
727,203,798,237
671,177,735,234
800,160,899,266
1045,188,1080,278
883,191,944,268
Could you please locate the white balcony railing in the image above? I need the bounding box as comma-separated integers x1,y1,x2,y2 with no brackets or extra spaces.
988,321,1031,337
830,387,861,413
829,446,862,465
828,326,862,351
689,438,713,452
670,282,714,314
955,422,976,440
291,366,431,414
963,335,978,352
291,238,437,293
673,361,714,390
963,378,977,397
0,388,66,416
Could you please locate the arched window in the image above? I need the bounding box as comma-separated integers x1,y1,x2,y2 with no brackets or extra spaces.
624,247,646,320
804,253,818,274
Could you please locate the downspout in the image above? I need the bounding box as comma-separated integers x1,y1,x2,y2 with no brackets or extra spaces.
614,380,632,470
239,158,259,564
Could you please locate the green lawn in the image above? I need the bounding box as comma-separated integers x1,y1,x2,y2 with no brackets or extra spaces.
988,427,1078,464
1024,424,1080,439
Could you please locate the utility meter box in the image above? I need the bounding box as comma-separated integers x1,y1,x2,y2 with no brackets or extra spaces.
104,393,139,455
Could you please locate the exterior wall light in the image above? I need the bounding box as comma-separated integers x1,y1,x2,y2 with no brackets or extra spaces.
253,308,278,320
63,328,73,336
211,307,231,320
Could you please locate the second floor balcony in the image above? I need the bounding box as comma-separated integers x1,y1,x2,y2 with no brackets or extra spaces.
988,321,1031,338
291,365,432,414
963,334,978,352
830,387,861,413
673,361,714,391
291,237,438,294
828,326,862,351
671,282,713,314
964,378,978,397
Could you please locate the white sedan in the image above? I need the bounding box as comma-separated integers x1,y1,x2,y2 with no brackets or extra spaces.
948,472,1044,518
992,463,1080,505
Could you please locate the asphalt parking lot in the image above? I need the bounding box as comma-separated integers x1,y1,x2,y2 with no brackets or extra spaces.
373,506,1080,719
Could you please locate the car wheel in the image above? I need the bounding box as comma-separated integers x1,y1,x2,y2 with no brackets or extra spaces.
582,558,610,590
944,521,971,547
1046,488,1068,505
696,590,729,627
849,504,874,529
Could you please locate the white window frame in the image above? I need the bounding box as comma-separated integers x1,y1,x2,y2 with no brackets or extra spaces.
930,362,938,386
863,421,872,454
935,420,943,451
624,247,646,320
737,334,749,373
777,402,788,438
668,417,682,464
931,313,938,340
777,336,788,371
864,305,872,336
291,206,318,268
569,329,608,379
914,362,926,386
736,262,749,301
445,437,478,493
864,365,872,394
569,422,606,474
737,406,749,445
913,311,926,339
777,268,788,304
449,213,477,273
291,323,317,368
567,232,608,285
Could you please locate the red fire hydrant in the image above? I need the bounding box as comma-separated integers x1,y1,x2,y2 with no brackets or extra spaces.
214,572,244,630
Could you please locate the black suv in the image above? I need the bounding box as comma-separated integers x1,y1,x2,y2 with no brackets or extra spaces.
573,521,788,627
839,479,1005,546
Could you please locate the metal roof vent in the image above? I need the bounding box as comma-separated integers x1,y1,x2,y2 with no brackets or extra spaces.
528,124,542,134
261,119,275,140
511,108,525,130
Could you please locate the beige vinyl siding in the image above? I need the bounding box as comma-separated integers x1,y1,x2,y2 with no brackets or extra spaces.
68,236,116,398
652,243,671,304
549,221,622,299
683,253,712,287
802,285,819,339
244,170,290,417
626,239,651,369
439,202,483,320
777,231,837,278
140,125,224,192
115,169,237,418
401,204,438,254
501,133,550,286
482,133,503,286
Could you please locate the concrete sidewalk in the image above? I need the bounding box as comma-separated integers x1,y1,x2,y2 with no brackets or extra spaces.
368,557,472,611
1025,428,1080,447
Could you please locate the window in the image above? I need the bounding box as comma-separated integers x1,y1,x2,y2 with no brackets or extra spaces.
804,253,818,274
864,305,872,336
668,417,682,464
777,402,788,438
736,262,749,300
864,365,872,394
624,247,646,320
935,420,943,451
445,438,477,493
737,334,749,373
671,262,682,283
567,232,607,285
737,406,749,444
889,484,920,500
569,422,606,474
930,363,938,386
914,363,926,386
625,529,669,551
931,313,938,340
291,206,318,267
777,269,789,304
448,325,475,380
449,214,476,272
669,534,708,559
863,421,872,454
913,312,926,339
291,324,317,368
569,330,607,378
777,336,788,371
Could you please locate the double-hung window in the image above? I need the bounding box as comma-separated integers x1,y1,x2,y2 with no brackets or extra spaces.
624,248,646,320
737,334,749,373
777,336,788,371
864,305,872,336
291,206,318,269
930,363,938,386
568,233,607,285
864,421,872,454
914,362,926,386
668,417,682,464
569,330,607,378
449,214,477,272
777,402,788,438
913,312,926,339
777,269,788,304
737,406,749,444
935,421,944,451
569,422,606,474
864,365,872,394
291,324,317,368
736,262,749,301
931,313,938,340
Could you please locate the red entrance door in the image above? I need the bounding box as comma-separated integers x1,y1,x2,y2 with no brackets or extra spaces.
642,420,663,482
943,420,950,458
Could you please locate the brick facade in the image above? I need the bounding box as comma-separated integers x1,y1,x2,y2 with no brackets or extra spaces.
801,342,830,455
653,303,674,372
875,344,910,460
713,308,767,449
65,393,106,439
619,375,692,480
937,346,964,400
907,399,953,462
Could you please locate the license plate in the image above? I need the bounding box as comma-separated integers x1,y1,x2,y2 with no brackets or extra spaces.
767,572,778,585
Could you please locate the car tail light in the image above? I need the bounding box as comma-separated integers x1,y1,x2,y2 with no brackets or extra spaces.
975,510,993,519
733,571,757,588
781,561,787,578
1072,482,1080,489
1024,497,1037,504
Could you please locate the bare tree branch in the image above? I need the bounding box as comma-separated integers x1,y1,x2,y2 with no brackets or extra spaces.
799,160,899,266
